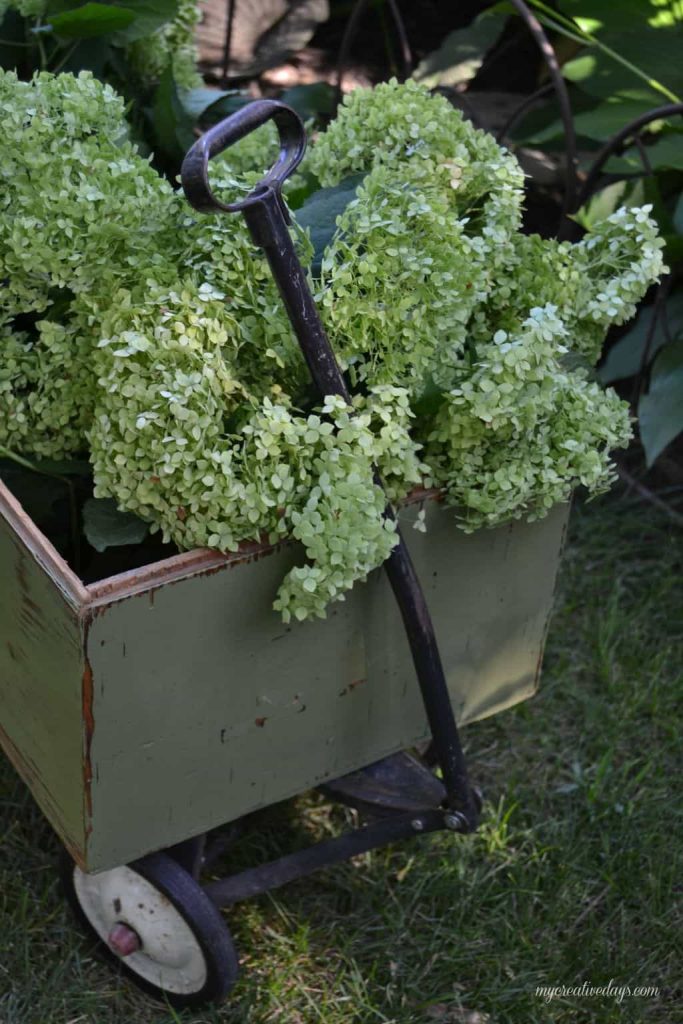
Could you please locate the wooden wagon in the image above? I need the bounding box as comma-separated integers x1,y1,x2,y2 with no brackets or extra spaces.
0,475,568,1005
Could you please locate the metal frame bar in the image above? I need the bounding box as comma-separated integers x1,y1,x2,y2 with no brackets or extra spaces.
202,809,454,907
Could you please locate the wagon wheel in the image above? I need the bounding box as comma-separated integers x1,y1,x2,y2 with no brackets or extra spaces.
60,850,239,1008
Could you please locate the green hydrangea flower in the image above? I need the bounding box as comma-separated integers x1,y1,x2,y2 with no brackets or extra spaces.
0,72,665,622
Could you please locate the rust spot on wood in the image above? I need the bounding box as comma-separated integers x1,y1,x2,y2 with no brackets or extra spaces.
339,678,367,697
82,657,95,824
93,489,473,615
85,536,285,608
62,836,87,872
255,717,267,728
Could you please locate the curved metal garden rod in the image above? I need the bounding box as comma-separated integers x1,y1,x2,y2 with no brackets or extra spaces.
632,134,654,179
335,0,412,102
496,81,554,143
181,101,479,832
220,0,237,86
506,0,578,224
631,274,672,406
575,103,683,210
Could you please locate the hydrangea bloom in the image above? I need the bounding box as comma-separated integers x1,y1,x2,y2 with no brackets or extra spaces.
0,73,665,621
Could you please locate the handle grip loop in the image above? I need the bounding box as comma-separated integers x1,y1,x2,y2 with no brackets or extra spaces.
181,100,306,215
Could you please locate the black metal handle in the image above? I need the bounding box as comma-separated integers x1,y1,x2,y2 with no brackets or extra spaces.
180,105,480,831
181,100,306,214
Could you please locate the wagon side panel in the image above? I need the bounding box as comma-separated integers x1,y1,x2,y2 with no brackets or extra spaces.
83,544,402,871
387,500,570,727
0,495,86,862
83,503,568,872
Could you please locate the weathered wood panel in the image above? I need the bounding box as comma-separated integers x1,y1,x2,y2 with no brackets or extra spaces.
0,470,567,872
83,501,568,871
0,483,87,862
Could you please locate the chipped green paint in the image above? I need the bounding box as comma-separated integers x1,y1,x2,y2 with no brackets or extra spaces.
0,495,86,860
0,483,568,872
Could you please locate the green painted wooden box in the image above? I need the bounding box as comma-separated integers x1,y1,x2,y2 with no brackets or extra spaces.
0,480,568,872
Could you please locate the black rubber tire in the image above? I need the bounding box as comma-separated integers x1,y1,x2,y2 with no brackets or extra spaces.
60,849,239,1008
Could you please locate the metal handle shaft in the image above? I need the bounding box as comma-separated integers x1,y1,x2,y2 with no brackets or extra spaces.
181,105,479,829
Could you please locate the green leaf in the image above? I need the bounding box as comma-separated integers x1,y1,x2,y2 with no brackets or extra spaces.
152,65,196,162
663,233,683,264
528,99,661,145
599,291,683,385
285,169,320,211
573,183,630,234
111,0,179,42
674,191,683,237
179,86,235,120
280,83,336,121
48,3,136,38
295,173,366,276
604,134,683,175
83,497,149,551
562,53,598,83
413,9,504,88
638,339,683,465
531,0,683,104
30,457,92,476
413,377,446,420
573,179,644,232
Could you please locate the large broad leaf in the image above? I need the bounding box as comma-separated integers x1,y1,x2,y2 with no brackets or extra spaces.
674,191,683,237
280,82,335,121
112,0,179,42
30,457,92,476
413,9,504,88
573,179,645,232
599,290,683,385
179,88,254,128
179,86,237,120
543,0,683,104
604,134,683,175
152,65,196,163
295,173,365,276
638,339,683,466
526,98,665,145
48,3,136,38
83,497,149,551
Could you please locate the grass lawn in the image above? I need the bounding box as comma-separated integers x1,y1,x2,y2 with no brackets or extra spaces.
1,491,681,1024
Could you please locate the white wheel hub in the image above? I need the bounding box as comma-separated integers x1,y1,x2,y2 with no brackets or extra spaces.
73,864,208,994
